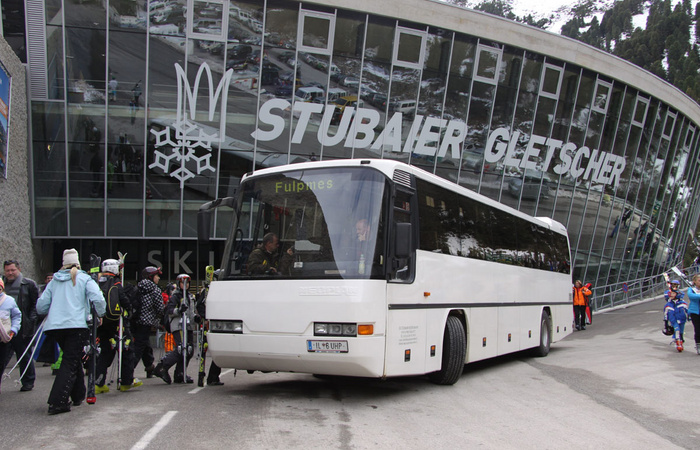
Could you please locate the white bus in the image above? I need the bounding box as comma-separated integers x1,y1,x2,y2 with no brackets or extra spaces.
199,159,572,385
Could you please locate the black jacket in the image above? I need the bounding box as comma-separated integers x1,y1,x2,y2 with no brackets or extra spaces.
5,276,39,338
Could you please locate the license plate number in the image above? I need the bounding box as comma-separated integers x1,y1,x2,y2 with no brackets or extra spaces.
307,340,348,353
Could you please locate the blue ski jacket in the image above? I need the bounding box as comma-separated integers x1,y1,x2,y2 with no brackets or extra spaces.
37,269,106,332
664,298,688,324
686,287,700,315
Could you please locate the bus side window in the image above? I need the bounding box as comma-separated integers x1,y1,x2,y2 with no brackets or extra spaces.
391,189,415,282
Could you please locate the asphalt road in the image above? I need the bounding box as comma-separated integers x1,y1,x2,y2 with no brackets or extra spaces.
3,295,699,449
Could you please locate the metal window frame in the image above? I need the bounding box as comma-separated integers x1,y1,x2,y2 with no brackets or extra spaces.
472,43,502,85
591,78,612,115
392,26,427,70
631,94,650,128
187,0,229,43
297,9,336,56
538,62,563,100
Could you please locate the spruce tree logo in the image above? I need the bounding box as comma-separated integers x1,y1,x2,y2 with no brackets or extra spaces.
149,62,234,187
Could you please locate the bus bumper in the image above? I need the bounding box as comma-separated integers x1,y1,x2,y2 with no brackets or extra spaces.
207,333,386,378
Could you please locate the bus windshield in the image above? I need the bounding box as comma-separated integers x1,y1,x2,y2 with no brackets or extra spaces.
224,167,388,280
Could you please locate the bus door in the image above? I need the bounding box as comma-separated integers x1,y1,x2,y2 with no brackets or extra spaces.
385,183,428,376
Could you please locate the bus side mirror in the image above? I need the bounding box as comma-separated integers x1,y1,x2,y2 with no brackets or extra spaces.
395,222,412,259
197,209,212,243
198,197,237,243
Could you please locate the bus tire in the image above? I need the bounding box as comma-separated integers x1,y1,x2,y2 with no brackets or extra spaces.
428,315,466,385
532,311,551,357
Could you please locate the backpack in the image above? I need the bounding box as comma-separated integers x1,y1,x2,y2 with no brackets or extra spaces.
99,277,122,322
124,284,140,321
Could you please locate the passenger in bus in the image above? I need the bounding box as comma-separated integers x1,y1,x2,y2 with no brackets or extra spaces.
572,280,592,331
247,233,293,275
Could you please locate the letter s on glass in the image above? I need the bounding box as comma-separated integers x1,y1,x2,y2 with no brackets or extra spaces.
251,98,289,141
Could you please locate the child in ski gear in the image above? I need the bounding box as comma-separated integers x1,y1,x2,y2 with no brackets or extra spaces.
2,259,40,392
132,266,163,379
36,249,106,415
0,277,22,394
685,274,700,355
153,274,198,384
664,285,688,352
94,259,142,393
195,279,223,387
573,280,592,330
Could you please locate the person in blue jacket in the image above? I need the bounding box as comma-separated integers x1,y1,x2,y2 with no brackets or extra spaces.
0,277,22,394
36,249,106,415
664,282,689,352
686,273,700,355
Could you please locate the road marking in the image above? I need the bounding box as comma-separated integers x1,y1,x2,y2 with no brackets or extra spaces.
187,369,235,394
131,410,178,450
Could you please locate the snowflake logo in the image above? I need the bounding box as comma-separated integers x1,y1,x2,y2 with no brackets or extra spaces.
149,62,234,188
149,119,218,187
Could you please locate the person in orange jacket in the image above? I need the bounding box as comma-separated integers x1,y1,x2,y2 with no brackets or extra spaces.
573,280,592,331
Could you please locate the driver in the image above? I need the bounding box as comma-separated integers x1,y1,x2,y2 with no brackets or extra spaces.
247,233,293,275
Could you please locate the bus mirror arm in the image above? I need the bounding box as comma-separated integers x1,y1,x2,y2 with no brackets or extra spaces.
198,197,237,243
394,222,412,259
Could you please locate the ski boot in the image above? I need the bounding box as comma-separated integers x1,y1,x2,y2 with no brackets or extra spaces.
95,384,110,394
153,363,171,385
119,378,143,392
676,339,684,352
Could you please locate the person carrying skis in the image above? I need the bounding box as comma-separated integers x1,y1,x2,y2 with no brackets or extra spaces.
36,249,106,415
132,266,163,378
94,258,142,394
664,281,689,352
153,274,197,384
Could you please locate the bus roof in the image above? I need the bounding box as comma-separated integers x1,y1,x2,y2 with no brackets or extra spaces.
243,159,568,236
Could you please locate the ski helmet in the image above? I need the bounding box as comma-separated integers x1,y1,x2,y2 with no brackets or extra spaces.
662,322,675,336
176,274,191,290
141,266,162,280
101,259,121,275
670,280,681,287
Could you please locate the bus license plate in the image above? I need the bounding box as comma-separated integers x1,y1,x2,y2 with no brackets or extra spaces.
307,340,348,353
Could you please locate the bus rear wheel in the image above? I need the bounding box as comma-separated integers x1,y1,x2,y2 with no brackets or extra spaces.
532,311,552,357
428,315,466,385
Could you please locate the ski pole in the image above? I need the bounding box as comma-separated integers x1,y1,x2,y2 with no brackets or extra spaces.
3,317,47,381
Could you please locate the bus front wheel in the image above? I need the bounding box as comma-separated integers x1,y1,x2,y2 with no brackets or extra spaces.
428,315,466,385
532,311,552,357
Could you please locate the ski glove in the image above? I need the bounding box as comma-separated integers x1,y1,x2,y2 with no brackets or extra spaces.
179,302,189,313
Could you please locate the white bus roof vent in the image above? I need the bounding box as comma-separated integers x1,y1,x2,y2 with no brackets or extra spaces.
393,170,413,189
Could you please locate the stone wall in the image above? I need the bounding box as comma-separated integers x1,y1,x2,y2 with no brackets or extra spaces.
0,35,39,282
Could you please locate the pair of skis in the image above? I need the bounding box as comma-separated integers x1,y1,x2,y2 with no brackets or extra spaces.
197,266,215,387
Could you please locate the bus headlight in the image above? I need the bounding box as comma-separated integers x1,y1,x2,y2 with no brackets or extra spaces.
314,322,359,337
210,320,243,334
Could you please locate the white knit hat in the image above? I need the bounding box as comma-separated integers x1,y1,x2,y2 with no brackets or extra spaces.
62,248,80,267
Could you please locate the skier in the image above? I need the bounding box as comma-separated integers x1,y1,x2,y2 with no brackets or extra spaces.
153,274,197,384
132,266,163,378
36,249,106,415
664,281,688,352
94,258,142,393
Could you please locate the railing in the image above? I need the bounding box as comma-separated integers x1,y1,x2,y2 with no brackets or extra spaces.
589,265,699,311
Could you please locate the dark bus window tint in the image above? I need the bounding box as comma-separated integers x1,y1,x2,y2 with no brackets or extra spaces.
416,178,569,272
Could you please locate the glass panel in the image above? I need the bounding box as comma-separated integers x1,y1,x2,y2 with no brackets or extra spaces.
46,25,65,101
192,0,224,39
2,0,26,63
111,0,147,31
541,65,561,97
32,102,67,236
68,104,105,236
65,1,106,29
65,28,106,105
148,0,185,33
106,26,148,236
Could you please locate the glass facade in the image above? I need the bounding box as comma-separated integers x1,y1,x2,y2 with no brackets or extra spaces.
24,0,700,301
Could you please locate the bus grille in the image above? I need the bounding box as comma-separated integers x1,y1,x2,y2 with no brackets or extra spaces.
393,170,412,188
